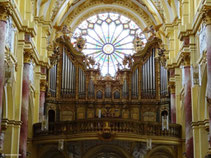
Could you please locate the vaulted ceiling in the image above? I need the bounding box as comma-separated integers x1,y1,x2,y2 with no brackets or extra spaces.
35,0,179,46
37,0,178,26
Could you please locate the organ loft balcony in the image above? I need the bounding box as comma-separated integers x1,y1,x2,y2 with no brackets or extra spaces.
33,34,182,151
32,19,183,157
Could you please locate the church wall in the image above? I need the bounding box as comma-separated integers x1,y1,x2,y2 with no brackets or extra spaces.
0,0,210,158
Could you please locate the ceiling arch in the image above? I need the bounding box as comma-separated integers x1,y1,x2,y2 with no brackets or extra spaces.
52,0,163,27
36,0,178,25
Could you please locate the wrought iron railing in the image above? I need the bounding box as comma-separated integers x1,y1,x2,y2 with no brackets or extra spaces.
33,119,181,139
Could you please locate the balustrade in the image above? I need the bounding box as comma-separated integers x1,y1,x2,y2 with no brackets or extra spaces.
33,118,181,138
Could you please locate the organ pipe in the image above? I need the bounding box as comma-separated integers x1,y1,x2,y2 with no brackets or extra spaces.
122,80,128,98
141,49,156,98
49,65,57,97
88,80,95,97
61,51,76,97
160,66,168,97
79,68,86,98
132,68,139,98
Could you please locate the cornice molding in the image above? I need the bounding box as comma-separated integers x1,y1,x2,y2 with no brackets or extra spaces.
24,39,49,67
191,0,211,34
191,119,209,131
1,119,22,130
176,47,190,67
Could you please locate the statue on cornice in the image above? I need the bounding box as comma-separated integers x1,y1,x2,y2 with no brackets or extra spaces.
140,24,164,41
84,55,96,69
158,47,166,67
54,25,73,40
122,54,133,69
133,35,145,52
49,45,60,65
74,34,86,52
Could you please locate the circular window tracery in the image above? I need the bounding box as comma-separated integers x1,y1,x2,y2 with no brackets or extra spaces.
72,12,146,76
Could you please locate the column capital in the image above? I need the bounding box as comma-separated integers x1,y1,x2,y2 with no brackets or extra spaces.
24,50,33,64
202,9,211,26
169,82,175,94
181,52,190,67
40,80,47,92
0,5,9,22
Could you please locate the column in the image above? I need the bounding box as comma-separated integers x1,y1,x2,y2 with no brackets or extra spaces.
0,6,8,132
19,51,32,158
205,11,211,158
206,11,211,102
183,53,193,158
170,83,176,123
39,80,46,122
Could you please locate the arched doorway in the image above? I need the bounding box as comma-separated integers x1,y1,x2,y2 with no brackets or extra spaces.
48,110,55,123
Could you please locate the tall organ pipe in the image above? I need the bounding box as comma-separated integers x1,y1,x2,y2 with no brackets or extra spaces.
61,51,76,97
141,49,156,98
49,65,57,97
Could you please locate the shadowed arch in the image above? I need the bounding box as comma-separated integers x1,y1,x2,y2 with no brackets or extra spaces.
40,146,66,158
82,144,131,158
146,145,175,158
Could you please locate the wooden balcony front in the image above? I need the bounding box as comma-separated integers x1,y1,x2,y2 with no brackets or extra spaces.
33,118,182,144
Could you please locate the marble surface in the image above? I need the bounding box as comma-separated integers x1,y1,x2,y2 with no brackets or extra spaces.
0,21,6,132
19,63,31,158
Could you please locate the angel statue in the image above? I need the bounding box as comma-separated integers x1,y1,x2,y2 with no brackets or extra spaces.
140,24,165,41
133,34,144,52
54,25,73,40
74,34,86,52
122,55,128,68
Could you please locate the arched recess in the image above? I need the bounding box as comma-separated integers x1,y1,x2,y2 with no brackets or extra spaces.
146,145,176,158
96,90,103,99
82,145,131,158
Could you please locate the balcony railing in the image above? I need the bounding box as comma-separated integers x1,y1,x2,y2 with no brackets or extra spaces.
33,119,181,139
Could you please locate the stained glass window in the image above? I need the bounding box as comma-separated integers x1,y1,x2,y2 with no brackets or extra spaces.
72,12,146,76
